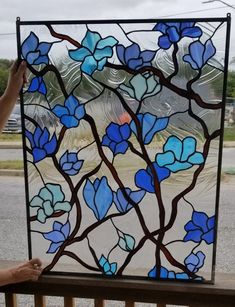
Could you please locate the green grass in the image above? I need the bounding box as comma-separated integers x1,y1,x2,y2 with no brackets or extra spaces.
0,134,22,142
224,127,235,141
0,160,23,170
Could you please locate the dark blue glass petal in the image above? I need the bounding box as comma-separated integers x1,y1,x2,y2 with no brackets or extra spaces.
37,42,52,55
181,27,202,38
135,169,155,193
166,27,180,43
158,35,172,49
125,44,140,62
202,229,214,244
192,211,208,232
183,229,202,242
21,32,39,58
32,148,46,163
44,134,57,155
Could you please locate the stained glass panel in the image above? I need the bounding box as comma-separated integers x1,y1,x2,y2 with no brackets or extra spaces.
17,16,230,283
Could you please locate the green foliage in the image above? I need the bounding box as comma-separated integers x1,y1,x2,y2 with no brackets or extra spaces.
0,59,13,96
212,71,235,99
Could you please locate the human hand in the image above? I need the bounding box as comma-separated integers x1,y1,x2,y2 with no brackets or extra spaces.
4,60,27,102
10,258,42,283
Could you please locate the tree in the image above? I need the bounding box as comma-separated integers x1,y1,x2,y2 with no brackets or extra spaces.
0,59,13,96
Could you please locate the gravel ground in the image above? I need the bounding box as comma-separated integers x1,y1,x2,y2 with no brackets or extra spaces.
0,175,234,307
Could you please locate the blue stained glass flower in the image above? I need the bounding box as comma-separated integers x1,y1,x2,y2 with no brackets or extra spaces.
99,255,117,275
116,43,155,70
148,266,189,280
83,177,113,220
183,39,216,70
135,163,170,193
184,251,205,273
43,221,70,253
59,150,83,176
102,122,131,155
153,22,202,50
30,183,71,223
130,113,169,145
25,126,57,163
52,95,85,128
69,30,118,75
184,211,215,244
113,188,145,213
119,72,162,101
156,136,204,173
21,32,52,65
28,76,47,95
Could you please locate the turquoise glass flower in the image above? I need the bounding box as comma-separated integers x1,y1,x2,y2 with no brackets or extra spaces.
156,136,204,172
119,73,162,101
30,183,71,223
99,255,117,275
69,30,118,75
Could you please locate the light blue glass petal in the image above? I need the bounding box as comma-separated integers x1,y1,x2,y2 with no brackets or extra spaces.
156,151,175,167
34,55,49,65
119,84,135,99
168,271,176,279
99,255,107,267
129,74,147,101
145,80,161,99
128,58,143,70
32,148,46,163
81,55,97,75
47,242,63,253
82,30,101,53
118,237,127,250
166,161,191,172
64,169,80,176
68,152,78,163
145,117,169,144
37,42,52,55
53,105,69,117
61,221,70,238
94,177,113,220
44,134,57,155
93,178,100,191
26,51,40,65
166,27,180,43
182,26,202,38
203,39,216,63
53,221,63,231
114,141,128,154
97,58,107,71
116,44,125,64
60,151,69,166
21,32,38,58
69,47,91,61
183,54,199,70
115,188,130,212
190,41,204,69
37,208,47,223
110,263,117,274
141,113,155,141
183,229,202,242
192,211,208,232
160,267,169,278
43,230,65,243
39,128,49,148
185,253,199,266
46,184,64,203
94,47,112,61
74,105,85,120
96,36,118,49
30,195,43,208
103,261,111,272
181,137,196,161
130,189,145,204
196,251,205,268
83,179,98,219
42,200,54,216
176,273,189,280
148,266,157,278
188,152,204,165
65,95,79,115
74,160,83,170
61,115,79,128
125,44,140,62
39,186,53,202
158,35,172,49
123,234,135,251
186,264,196,272
53,201,71,212
141,50,155,62
202,229,214,244
164,136,182,160
62,162,73,171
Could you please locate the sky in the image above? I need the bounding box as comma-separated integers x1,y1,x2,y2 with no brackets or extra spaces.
0,0,234,65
